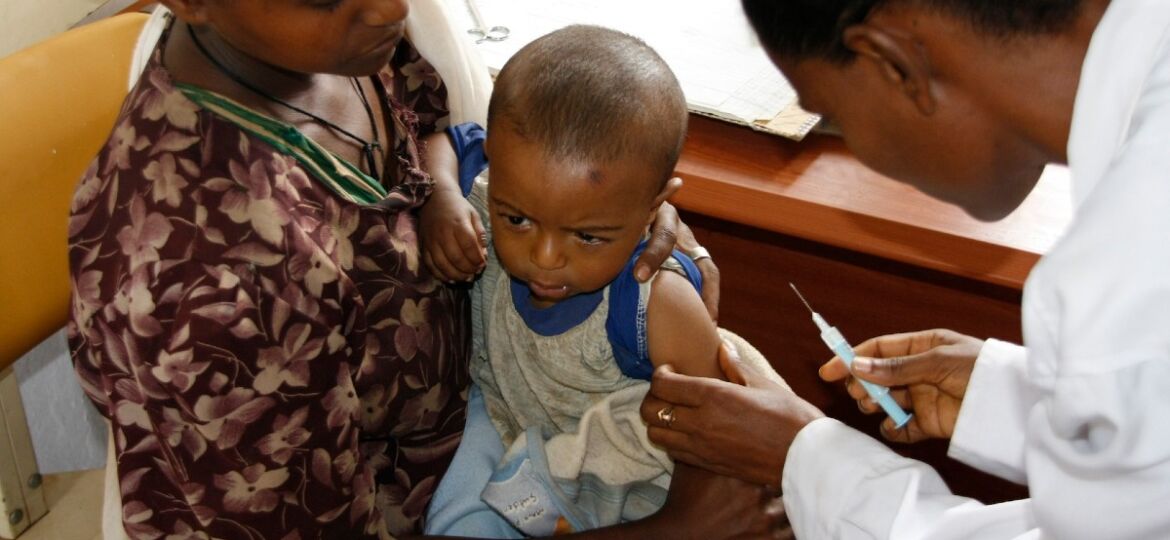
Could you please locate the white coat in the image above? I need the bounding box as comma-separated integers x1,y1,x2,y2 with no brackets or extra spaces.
782,0,1170,537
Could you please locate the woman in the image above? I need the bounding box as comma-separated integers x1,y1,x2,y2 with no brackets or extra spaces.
69,1,767,538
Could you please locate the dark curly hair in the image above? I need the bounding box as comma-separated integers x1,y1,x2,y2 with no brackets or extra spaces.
742,0,1086,63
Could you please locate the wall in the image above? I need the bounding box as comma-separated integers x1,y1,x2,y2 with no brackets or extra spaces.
15,333,107,473
2,0,114,473
0,0,106,57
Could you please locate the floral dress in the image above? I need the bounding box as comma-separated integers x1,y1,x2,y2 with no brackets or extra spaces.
67,22,468,539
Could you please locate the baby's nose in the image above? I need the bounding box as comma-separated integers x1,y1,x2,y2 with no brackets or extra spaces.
530,235,566,270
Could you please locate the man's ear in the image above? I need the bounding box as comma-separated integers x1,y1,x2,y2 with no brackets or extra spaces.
158,0,213,24
841,24,936,115
645,177,683,226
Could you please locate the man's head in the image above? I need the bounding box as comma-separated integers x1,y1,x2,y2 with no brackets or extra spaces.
484,25,688,306
742,0,1098,220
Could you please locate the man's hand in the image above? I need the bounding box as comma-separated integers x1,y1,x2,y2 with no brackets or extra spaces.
819,329,982,443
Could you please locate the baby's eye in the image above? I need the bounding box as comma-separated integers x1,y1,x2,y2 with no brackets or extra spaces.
311,0,346,11
575,232,606,245
503,214,529,227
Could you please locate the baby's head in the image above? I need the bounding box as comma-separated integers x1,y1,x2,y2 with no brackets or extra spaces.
484,25,688,307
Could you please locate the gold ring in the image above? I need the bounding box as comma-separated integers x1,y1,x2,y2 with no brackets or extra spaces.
657,406,676,428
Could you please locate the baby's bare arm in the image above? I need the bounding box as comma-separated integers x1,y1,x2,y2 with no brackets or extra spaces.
419,132,486,282
646,270,724,380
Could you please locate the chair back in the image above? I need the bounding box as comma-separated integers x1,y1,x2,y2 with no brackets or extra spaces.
0,13,149,367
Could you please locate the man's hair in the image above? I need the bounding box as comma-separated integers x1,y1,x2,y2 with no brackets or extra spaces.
487,25,688,187
741,0,1086,63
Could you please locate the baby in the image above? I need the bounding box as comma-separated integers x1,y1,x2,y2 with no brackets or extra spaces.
421,25,728,537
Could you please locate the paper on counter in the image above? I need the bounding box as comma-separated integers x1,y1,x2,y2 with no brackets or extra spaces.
443,0,821,140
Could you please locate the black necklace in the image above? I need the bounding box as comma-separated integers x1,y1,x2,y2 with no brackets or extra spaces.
187,24,383,178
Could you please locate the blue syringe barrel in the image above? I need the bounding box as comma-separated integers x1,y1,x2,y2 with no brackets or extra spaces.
820,326,913,429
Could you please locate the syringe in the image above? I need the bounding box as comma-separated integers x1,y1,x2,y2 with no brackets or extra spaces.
790,283,913,429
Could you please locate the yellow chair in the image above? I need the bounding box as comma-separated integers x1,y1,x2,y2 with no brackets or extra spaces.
0,12,149,365
0,12,149,538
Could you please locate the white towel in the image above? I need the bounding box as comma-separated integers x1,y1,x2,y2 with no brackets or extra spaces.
405,0,493,126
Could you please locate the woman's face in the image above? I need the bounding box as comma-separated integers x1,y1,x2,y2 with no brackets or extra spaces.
191,0,410,77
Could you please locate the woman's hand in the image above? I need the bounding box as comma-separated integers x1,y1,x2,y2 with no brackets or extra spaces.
819,329,982,443
641,343,824,488
560,462,791,540
634,199,721,322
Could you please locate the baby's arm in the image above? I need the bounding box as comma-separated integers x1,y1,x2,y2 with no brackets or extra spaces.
646,270,725,380
419,130,487,282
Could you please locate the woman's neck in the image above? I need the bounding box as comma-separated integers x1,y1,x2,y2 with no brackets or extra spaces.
166,21,329,106
161,19,391,181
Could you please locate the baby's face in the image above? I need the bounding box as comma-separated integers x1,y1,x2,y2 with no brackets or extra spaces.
484,128,663,308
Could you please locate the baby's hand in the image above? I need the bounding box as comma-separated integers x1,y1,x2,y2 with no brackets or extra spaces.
420,189,487,282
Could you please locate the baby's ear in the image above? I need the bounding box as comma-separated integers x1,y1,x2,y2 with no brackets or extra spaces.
651,177,683,208
644,177,683,227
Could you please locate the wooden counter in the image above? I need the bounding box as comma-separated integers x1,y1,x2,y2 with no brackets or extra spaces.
672,115,1072,504
674,116,1071,291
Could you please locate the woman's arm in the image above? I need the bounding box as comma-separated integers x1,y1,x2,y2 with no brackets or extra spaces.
562,462,786,540
415,462,788,540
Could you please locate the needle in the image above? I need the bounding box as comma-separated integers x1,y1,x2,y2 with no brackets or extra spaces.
789,282,913,429
790,282,813,313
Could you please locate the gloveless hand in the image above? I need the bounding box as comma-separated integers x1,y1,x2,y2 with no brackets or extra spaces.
819,328,982,443
634,199,721,322
641,342,824,488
